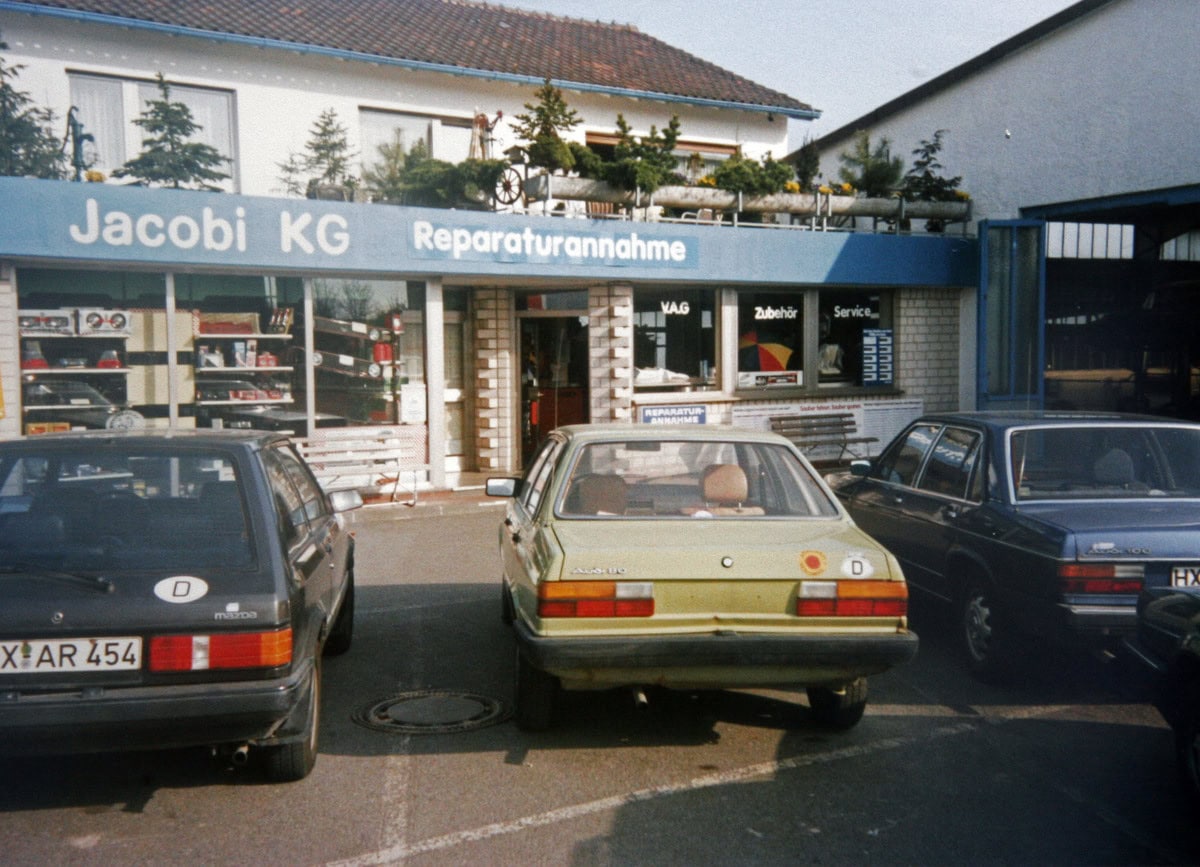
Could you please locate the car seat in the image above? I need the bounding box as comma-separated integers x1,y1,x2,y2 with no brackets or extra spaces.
571,474,627,516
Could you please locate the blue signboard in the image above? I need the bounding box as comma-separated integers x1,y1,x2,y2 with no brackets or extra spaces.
0,177,977,288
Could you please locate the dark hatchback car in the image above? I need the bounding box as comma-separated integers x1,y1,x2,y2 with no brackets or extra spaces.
0,430,360,781
1123,586,1200,799
829,412,1200,679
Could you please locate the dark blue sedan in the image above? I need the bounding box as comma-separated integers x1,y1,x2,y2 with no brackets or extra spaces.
830,411,1200,680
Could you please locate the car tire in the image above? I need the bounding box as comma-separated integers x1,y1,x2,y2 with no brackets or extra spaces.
1174,680,1200,801
806,677,868,730
324,570,355,657
514,645,558,731
959,576,1016,682
263,657,321,783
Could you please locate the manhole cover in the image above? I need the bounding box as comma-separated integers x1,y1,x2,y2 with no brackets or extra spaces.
352,690,511,734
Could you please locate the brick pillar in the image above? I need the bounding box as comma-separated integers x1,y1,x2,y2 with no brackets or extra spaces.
588,284,634,423
473,288,516,472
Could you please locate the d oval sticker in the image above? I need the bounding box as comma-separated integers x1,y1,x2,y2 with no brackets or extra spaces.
154,576,209,604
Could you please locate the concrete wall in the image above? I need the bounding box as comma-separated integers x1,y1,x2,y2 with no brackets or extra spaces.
815,0,1199,223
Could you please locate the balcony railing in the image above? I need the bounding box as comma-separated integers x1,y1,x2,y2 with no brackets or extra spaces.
522,175,972,234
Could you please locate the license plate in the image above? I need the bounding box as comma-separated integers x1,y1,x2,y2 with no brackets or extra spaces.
0,637,142,673
1171,566,1200,588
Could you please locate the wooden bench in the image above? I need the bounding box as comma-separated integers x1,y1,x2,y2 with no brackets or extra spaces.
295,425,428,503
769,412,878,465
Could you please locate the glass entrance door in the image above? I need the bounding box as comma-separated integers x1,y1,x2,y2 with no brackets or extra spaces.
520,316,589,461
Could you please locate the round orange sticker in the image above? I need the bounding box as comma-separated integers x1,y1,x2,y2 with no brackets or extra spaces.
800,551,827,575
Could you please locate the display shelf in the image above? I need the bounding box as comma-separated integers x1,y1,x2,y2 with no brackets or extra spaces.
22,367,129,375
18,311,135,434
195,332,293,340
198,398,295,407
195,366,294,374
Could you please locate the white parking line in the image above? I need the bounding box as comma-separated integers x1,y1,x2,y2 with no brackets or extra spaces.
325,719,979,866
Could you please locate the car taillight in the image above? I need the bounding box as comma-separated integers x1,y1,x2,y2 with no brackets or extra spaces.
538,581,654,618
149,628,293,672
1058,564,1144,595
797,580,908,617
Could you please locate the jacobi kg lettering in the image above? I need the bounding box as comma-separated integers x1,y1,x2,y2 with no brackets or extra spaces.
68,198,350,256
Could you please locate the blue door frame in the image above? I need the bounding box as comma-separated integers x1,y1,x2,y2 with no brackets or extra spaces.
977,219,1047,411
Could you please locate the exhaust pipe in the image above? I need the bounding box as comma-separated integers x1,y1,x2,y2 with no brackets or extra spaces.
230,744,251,766
631,687,649,710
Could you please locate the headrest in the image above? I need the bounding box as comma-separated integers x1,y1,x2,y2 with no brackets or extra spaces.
574,474,627,515
703,464,748,505
1093,448,1134,485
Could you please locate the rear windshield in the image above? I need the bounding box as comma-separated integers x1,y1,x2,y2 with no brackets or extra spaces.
0,449,254,570
1010,425,1200,500
558,440,839,518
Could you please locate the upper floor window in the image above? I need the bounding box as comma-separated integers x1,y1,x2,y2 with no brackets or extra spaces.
584,133,736,184
68,73,237,191
359,109,473,172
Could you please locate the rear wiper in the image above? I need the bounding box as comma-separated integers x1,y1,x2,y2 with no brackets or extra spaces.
0,563,114,593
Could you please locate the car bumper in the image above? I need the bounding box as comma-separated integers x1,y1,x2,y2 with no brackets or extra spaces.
515,620,918,689
0,662,311,756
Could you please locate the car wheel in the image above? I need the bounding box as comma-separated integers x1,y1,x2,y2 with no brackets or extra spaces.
263,657,320,782
1175,681,1200,801
959,577,1015,682
806,677,868,730
514,645,558,732
500,580,515,626
324,570,355,657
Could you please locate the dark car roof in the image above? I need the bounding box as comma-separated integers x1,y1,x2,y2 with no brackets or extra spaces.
913,410,1194,432
1,429,289,451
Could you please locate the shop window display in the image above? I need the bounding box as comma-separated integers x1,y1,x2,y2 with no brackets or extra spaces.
817,291,892,389
734,289,894,392
633,288,716,391
736,291,804,389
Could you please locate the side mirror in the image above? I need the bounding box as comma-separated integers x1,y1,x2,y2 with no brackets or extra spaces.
849,459,871,478
329,489,364,512
486,477,518,498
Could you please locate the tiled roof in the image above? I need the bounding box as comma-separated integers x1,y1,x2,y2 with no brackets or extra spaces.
4,0,815,117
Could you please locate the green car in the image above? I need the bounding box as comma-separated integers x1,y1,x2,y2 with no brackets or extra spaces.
487,424,918,731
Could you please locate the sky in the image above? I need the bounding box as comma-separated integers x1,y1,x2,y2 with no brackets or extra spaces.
496,0,1080,145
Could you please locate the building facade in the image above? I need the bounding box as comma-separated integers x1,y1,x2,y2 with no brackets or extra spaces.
0,0,978,487
810,0,1200,417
